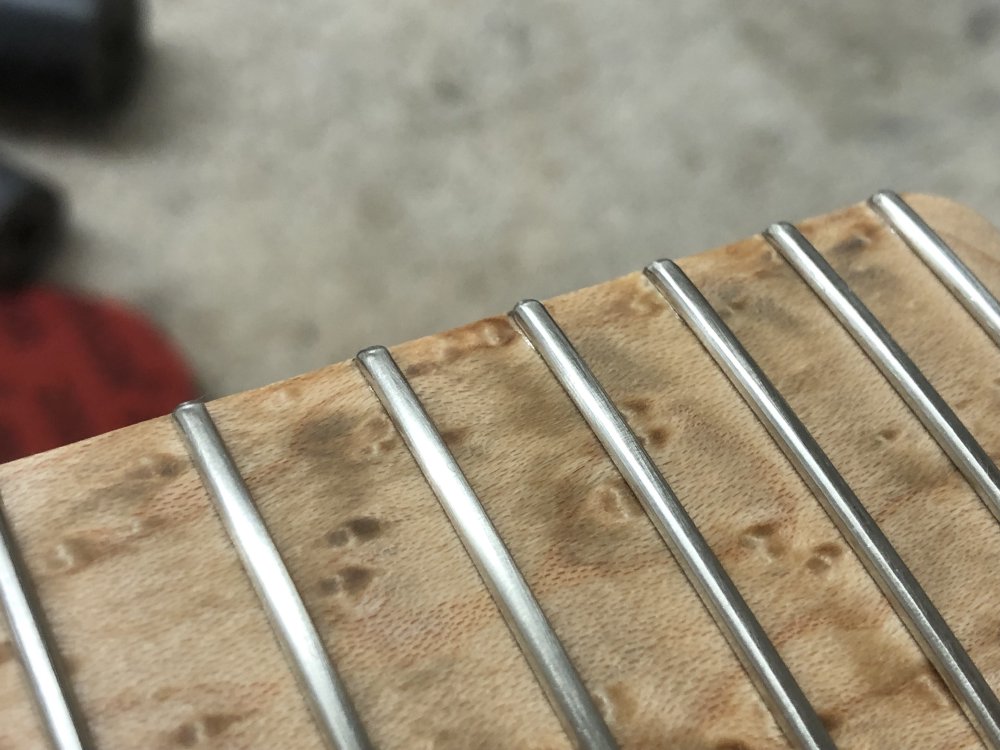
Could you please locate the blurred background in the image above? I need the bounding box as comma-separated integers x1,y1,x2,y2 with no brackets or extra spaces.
1,0,999,403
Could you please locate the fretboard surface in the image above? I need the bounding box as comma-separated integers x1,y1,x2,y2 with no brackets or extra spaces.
2,194,1000,749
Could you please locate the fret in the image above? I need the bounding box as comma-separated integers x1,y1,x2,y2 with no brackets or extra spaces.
355,346,617,750
645,258,1000,748
383,309,803,746
0,415,325,748
510,299,833,750
172,402,372,750
0,501,89,750
763,222,1000,527
184,360,570,748
870,191,1000,347
1,194,999,748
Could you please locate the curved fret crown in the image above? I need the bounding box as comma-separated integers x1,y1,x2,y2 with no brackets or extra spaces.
763,222,1000,527
870,191,1000,347
0,505,89,750
172,403,372,750
2,192,1000,749
510,300,833,750
355,346,617,750
644,259,1000,748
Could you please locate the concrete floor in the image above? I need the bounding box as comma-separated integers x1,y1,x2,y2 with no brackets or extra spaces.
2,0,999,397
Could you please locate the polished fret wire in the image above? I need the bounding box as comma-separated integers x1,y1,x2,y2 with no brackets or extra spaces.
764,222,1000,528
172,402,371,750
0,503,89,750
645,259,1000,749
870,190,1000,348
510,300,835,750
355,345,617,750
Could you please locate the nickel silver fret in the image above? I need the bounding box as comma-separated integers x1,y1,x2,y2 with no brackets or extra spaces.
645,259,1000,749
172,402,371,750
764,222,1000,527
0,503,90,750
870,190,1000,347
355,345,617,750
510,300,835,750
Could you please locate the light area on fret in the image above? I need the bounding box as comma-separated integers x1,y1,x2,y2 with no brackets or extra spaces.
510,300,835,750
172,402,371,750
870,191,1000,348
355,345,618,750
0,503,89,750
764,222,1000,528
645,259,1000,749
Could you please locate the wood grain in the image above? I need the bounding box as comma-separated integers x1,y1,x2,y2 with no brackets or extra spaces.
2,194,1000,749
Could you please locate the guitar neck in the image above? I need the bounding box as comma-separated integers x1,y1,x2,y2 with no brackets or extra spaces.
2,193,1000,749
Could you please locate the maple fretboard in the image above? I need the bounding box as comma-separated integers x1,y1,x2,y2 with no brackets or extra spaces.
2,193,1000,750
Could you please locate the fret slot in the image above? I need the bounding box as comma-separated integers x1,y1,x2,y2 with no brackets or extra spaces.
510,299,834,750
172,402,371,750
764,222,1000,527
870,190,1000,347
645,259,1000,749
0,502,90,750
355,345,617,750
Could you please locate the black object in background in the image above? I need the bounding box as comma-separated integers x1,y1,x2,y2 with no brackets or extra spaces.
0,158,63,289
0,0,145,112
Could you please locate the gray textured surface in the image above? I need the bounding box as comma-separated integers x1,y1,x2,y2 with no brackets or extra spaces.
2,0,998,397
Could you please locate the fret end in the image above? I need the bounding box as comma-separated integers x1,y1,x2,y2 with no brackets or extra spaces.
762,221,799,247
510,298,542,313
643,259,689,295
173,400,206,419
355,345,390,371
509,299,545,330
868,189,902,213
642,258,678,278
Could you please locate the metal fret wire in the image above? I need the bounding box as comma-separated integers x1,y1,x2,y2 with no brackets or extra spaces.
645,259,1000,749
0,504,89,750
355,345,617,750
510,300,835,750
764,222,1000,528
869,191,1000,348
172,402,371,750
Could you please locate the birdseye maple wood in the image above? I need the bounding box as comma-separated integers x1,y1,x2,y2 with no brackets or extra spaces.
2,194,1000,749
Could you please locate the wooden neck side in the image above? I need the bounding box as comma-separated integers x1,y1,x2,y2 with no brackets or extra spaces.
2,194,1000,749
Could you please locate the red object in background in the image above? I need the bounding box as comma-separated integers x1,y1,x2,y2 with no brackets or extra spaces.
0,287,196,462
